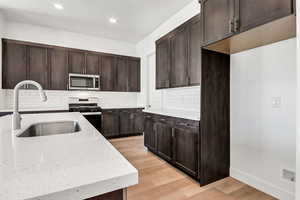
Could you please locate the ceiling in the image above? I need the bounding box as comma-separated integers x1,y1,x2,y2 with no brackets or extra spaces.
0,0,194,43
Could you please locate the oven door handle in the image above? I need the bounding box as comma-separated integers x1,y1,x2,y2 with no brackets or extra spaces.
81,112,102,116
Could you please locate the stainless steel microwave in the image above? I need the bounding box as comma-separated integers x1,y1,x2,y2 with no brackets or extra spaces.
69,73,100,90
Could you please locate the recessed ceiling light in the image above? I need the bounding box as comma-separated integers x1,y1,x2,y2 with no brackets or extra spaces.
109,17,118,24
53,3,64,10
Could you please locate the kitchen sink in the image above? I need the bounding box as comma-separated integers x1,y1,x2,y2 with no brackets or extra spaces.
17,121,81,137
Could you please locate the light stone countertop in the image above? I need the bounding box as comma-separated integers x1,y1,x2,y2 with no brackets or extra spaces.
143,108,200,121
0,112,138,200
0,107,68,113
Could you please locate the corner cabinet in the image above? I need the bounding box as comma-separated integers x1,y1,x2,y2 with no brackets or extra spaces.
143,113,200,179
2,39,141,92
155,15,201,89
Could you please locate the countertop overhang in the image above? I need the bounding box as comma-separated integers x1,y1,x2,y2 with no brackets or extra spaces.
0,112,138,200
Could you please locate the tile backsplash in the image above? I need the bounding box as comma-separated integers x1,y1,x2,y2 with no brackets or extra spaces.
0,89,138,110
162,86,200,112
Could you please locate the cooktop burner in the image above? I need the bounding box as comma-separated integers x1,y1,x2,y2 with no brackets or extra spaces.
69,103,102,113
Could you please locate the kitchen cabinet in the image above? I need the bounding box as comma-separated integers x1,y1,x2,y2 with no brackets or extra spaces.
155,14,201,89
144,114,157,152
156,121,173,162
238,0,294,32
100,55,116,91
2,42,27,89
102,108,144,139
188,16,202,86
86,53,100,75
2,39,141,92
170,26,189,88
201,0,235,46
101,110,120,138
27,46,49,89
115,57,128,92
128,59,140,92
68,50,86,74
173,126,198,177
156,38,171,89
49,48,68,90
200,0,295,49
143,113,199,179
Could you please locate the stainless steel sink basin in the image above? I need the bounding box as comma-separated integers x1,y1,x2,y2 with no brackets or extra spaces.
17,121,81,137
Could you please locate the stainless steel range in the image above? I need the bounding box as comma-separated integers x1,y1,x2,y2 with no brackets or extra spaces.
68,97,102,132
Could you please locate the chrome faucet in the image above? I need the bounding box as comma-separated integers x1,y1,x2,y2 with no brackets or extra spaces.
12,80,47,130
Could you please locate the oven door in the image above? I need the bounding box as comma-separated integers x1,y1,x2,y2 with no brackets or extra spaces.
69,74,99,90
82,112,102,132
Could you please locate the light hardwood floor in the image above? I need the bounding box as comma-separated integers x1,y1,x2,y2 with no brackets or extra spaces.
109,136,277,200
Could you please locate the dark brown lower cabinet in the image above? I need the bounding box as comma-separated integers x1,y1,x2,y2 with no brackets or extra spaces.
143,113,199,179
173,127,198,177
156,122,173,162
102,108,144,139
101,110,120,138
144,115,157,152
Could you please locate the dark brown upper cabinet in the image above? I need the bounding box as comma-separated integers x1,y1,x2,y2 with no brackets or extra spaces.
128,59,141,92
200,0,296,54
27,46,49,89
188,16,202,86
2,39,141,92
49,48,68,90
156,38,171,89
170,26,189,88
201,0,235,46
86,53,100,75
238,0,294,32
115,57,128,92
155,14,201,89
68,50,85,74
2,42,27,89
100,55,116,91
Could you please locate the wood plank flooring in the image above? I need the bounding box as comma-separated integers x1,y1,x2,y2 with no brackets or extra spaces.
109,136,277,200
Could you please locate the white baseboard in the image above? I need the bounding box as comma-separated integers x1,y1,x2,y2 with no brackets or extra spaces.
230,168,295,200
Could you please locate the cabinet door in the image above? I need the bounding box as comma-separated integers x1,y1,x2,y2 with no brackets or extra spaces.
156,122,173,162
68,50,85,74
189,16,202,86
101,110,120,138
144,115,157,152
133,110,144,133
119,110,134,135
170,27,189,88
2,42,27,89
238,0,294,32
115,57,128,92
201,0,235,45
100,56,116,91
128,59,141,92
86,53,99,75
27,46,49,89
49,48,68,90
156,38,171,89
173,127,198,177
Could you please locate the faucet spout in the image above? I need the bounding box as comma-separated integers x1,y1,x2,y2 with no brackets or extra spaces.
12,80,47,131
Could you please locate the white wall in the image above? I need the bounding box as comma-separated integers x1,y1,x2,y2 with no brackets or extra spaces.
230,38,296,200
296,0,300,199
136,0,200,107
4,21,137,57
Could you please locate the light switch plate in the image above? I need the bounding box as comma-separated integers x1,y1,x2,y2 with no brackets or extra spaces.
272,97,281,108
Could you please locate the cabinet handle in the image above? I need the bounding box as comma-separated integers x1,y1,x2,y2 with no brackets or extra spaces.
233,17,239,32
229,19,234,33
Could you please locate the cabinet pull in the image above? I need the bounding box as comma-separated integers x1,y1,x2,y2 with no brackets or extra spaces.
233,17,239,32
229,19,234,33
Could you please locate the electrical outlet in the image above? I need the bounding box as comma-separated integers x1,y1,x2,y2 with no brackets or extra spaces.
272,97,281,108
282,169,295,182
